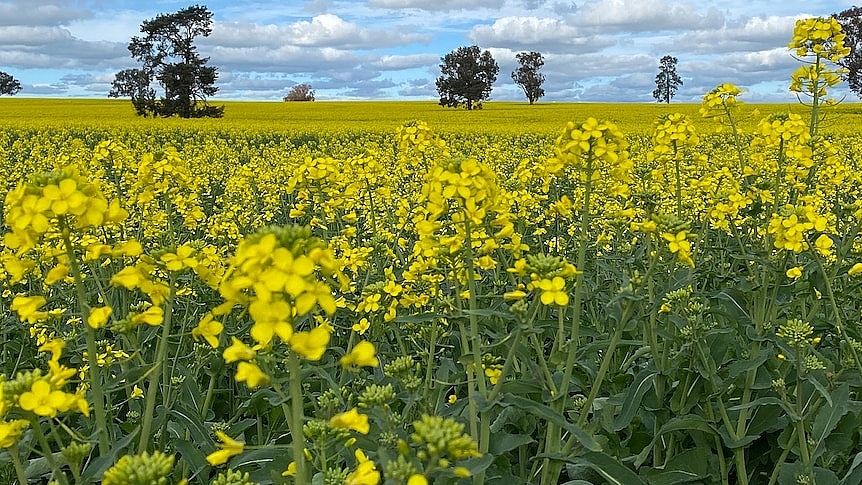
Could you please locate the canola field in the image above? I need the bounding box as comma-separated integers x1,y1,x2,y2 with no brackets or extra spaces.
1,17,862,485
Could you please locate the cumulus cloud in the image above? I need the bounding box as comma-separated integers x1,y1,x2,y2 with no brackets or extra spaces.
468,17,614,53
206,14,428,50
671,15,798,54
369,0,504,11
574,0,725,33
0,2,91,27
369,54,440,70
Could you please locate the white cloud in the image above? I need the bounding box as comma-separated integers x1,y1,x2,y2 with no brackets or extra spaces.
206,14,428,50
468,17,614,52
369,0,504,11
574,0,725,33
671,15,799,54
370,54,440,70
0,2,90,26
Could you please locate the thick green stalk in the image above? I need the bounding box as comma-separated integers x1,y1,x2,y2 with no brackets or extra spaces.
288,353,308,485
541,153,593,485
30,417,69,485
137,277,176,454
10,443,28,485
59,222,110,456
462,218,490,485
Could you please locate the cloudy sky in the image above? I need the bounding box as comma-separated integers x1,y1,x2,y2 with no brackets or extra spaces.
0,0,854,102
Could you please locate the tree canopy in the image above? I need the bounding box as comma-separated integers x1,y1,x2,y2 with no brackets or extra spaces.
109,4,223,118
0,71,22,96
436,45,499,110
834,7,862,99
284,83,315,101
511,51,545,105
653,55,683,104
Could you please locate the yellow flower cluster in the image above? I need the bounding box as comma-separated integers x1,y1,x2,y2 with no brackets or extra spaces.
214,225,342,386
699,83,744,119
4,167,127,251
652,113,699,150
788,17,851,61
767,204,829,253
546,118,632,189
0,339,89,450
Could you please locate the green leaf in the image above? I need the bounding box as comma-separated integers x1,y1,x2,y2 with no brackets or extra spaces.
173,439,210,480
634,415,717,467
613,370,656,431
727,347,770,379
489,433,535,454
811,383,850,462
501,394,601,452
169,402,212,446
569,452,648,485
80,429,139,482
841,451,862,485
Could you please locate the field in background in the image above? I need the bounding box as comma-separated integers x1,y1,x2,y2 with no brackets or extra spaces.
2,98,862,135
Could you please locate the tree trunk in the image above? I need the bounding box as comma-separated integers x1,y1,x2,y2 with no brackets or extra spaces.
466,99,473,110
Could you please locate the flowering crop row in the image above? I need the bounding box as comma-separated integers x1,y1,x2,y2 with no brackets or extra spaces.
0,16,861,485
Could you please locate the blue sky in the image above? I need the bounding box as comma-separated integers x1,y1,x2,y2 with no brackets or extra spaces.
0,0,854,102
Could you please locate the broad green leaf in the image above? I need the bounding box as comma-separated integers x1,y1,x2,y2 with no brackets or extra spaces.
169,401,212,445
634,414,717,466
570,451,648,485
501,394,601,452
489,432,535,454
613,369,656,431
173,439,210,480
841,451,862,485
80,429,139,482
811,383,850,461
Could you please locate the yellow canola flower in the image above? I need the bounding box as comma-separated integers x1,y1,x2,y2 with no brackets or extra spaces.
346,449,380,485
290,325,331,360
87,306,113,329
206,431,245,466
408,475,428,485
223,337,256,363
0,420,29,449
282,461,297,477
131,305,163,326
38,339,65,362
160,244,198,271
248,298,294,345
340,341,379,368
19,380,68,417
849,263,862,276
11,295,48,323
330,408,371,434
537,277,569,306
786,266,803,279
352,317,370,335
235,361,269,388
131,385,144,399
192,313,223,348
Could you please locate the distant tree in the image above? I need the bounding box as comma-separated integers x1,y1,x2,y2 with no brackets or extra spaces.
653,55,683,104
284,83,315,101
0,71,22,96
436,45,499,110
109,4,223,118
511,51,545,104
834,7,862,99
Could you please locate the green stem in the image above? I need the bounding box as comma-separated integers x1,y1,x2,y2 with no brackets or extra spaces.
30,417,69,485
462,217,490,485
10,443,28,485
288,352,308,485
199,371,217,419
59,222,110,456
137,276,176,454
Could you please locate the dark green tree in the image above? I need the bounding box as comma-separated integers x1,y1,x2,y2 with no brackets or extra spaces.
511,51,545,104
0,71,22,96
110,4,223,118
834,6,862,99
436,45,499,110
652,55,683,104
